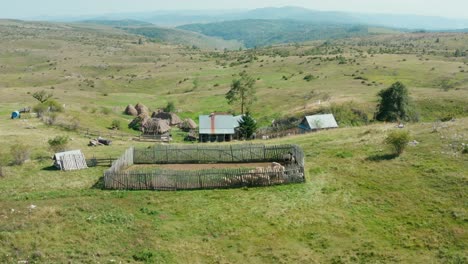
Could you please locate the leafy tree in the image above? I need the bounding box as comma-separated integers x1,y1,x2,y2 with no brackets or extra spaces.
385,130,410,156
48,136,70,153
238,112,257,140
226,71,256,114
32,90,53,103
375,82,415,122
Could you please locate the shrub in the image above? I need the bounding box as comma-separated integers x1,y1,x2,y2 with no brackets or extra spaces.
10,143,31,165
45,99,64,112
48,136,70,153
164,102,176,112
111,119,121,130
33,103,48,117
42,112,58,126
385,130,410,156
304,74,315,81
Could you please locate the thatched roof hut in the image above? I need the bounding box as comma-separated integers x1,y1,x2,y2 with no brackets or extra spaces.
135,103,149,116
152,111,183,126
143,118,171,134
124,104,138,116
180,118,197,131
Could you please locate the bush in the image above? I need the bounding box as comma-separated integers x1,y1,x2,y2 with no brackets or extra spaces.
164,102,176,112
10,143,31,165
304,74,315,82
48,136,70,153
46,99,64,112
385,130,410,156
33,103,48,117
111,119,121,130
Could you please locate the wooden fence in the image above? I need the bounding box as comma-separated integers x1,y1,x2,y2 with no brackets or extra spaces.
104,144,305,191
107,147,134,174
133,144,305,166
104,165,304,191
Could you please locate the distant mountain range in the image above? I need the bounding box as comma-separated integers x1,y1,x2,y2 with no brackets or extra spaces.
51,6,468,30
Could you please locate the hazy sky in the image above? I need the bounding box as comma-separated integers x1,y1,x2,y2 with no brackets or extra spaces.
2,0,468,19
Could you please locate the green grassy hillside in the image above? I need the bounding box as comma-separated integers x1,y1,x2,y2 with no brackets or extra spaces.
122,26,243,50
0,19,467,262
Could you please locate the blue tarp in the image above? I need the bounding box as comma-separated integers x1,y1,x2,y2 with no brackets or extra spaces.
11,111,20,119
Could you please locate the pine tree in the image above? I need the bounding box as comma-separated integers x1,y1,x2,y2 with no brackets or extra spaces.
238,112,257,140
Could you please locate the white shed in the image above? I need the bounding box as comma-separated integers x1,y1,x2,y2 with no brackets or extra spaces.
53,150,88,171
299,114,339,131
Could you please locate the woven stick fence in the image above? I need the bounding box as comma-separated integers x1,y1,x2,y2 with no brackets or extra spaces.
104,144,305,191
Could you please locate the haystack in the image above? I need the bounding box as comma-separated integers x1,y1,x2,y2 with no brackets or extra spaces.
128,113,150,131
143,118,171,134
135,103,149,116
124,104,138,116
152,111,183,126
180,118,197,131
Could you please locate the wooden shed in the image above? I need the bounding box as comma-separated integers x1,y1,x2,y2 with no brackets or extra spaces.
53,150,88,171
298,114,339,132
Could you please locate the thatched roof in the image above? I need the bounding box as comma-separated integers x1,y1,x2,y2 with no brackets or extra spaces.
124,104,138,116
152,112,183,126
180,118,197,129
128,113,150,131
143,118,171,134
135,103,149,115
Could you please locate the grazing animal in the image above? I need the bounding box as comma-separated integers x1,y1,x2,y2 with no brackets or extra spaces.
283,152,296,165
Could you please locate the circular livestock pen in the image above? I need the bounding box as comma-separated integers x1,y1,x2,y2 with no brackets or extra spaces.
104,144,305,191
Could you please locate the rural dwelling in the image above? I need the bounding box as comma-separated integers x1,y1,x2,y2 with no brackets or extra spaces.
199,114,236,142
152,111,183,126
53,150,88,171
299,114,339,132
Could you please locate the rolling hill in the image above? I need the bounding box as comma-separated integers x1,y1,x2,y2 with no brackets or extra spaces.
178,19,389,48
121,26,243,50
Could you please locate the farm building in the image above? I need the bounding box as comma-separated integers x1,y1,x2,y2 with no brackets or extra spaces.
298,114,339,132
152,111,183,126
53,150,88,171
199,114,236,142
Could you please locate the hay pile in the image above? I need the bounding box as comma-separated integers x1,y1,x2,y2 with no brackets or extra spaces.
135,103,149,116
180,118,197,131
128,113,150,131
124,104,138,116
152,111,183,126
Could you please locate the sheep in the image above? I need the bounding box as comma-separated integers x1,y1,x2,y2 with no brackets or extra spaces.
283,152,297,165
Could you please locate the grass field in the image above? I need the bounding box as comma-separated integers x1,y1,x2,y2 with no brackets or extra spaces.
0,19,467,263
